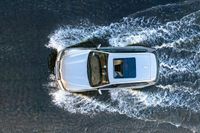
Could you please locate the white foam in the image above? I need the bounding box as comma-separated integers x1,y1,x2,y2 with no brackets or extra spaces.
46,2,200,132
46,26,99,51
108,34,147,47
48,75,118,114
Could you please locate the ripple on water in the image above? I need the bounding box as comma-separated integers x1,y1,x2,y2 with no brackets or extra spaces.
46,1,200,132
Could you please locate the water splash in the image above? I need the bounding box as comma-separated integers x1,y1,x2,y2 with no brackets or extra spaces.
46,25,100,51
46,1,200,132
48,74,118,114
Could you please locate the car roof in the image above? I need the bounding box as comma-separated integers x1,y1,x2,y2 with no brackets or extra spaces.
108,52,155,84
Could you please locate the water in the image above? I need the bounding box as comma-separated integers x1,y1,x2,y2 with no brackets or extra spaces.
1,0,200,133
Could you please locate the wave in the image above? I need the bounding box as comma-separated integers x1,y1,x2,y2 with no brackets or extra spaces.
46,1,200,132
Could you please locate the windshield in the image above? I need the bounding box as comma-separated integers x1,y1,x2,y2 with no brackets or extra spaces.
87,51,109,87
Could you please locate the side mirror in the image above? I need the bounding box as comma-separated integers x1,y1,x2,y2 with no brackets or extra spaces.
97,44,101,49
98,89,102,95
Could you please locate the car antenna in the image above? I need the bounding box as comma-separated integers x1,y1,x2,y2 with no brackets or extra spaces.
98,89,102,95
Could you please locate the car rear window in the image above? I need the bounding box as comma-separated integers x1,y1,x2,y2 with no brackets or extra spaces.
113,57,136,78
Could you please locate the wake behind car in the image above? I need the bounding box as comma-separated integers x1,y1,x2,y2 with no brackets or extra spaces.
55,45,159,93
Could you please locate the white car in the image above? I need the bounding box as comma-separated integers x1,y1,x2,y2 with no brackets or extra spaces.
55,46,159,93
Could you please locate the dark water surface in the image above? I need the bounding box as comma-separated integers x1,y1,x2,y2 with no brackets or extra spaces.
1,0,200,132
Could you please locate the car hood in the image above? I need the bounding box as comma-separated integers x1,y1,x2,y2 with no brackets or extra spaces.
60,49,91,90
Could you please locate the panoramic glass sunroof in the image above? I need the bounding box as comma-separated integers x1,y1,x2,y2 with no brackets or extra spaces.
113,57,136,78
